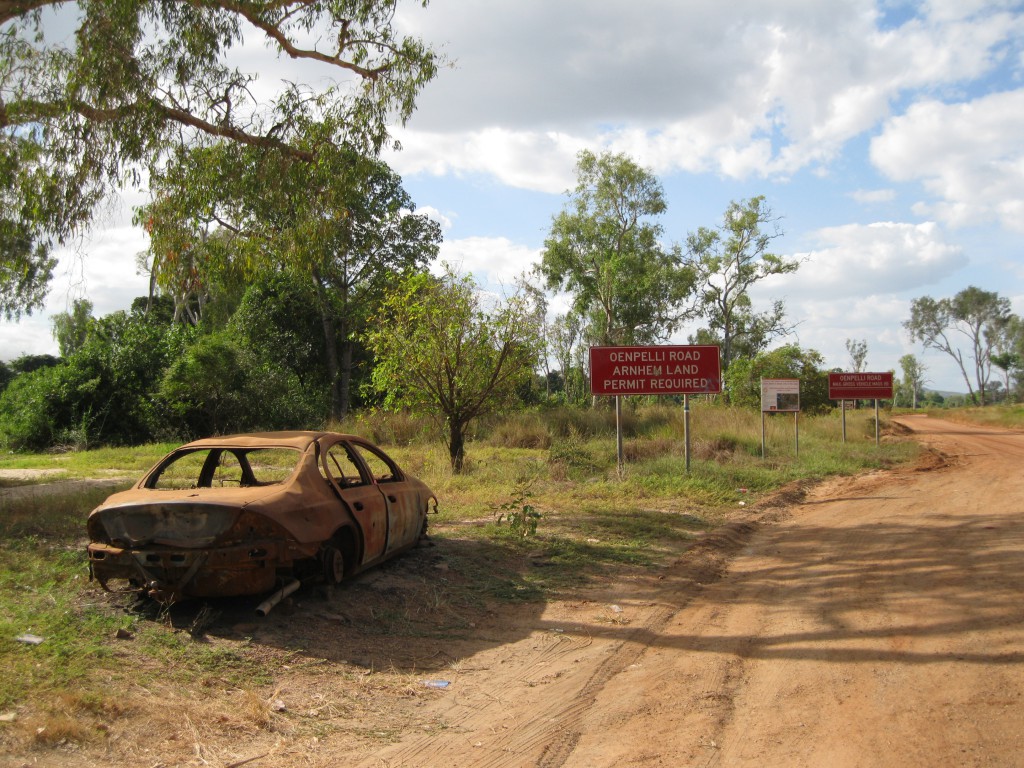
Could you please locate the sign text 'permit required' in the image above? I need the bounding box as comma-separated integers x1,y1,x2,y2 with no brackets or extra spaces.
590,345,722,396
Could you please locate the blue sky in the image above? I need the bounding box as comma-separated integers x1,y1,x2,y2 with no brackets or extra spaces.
4,0,1024,393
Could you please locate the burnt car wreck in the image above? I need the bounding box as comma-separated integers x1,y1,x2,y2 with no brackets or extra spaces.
87,432,437,612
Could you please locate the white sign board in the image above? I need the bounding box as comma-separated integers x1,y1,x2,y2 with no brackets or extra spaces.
761,378,800,412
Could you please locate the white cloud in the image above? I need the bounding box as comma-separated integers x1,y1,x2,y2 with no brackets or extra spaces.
389,127,580,193
0,225,150,362
416,205,454,231
434,236,541,288
871,91,1024,231
393,0,1024,189
757,221,966,303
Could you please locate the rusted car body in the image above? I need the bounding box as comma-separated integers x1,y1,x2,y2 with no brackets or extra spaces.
86,431,436,603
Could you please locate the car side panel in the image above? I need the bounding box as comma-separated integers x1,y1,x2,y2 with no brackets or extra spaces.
319,437,390,565
383,480,424,555
334,483,388,564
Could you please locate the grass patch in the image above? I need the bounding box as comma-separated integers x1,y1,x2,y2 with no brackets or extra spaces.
0,483,269,725
0,403,919,728
0,443,175,480
917,404,1024,429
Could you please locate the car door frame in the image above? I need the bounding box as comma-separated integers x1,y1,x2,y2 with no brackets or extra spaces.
345,439,422,556
318,436,390,566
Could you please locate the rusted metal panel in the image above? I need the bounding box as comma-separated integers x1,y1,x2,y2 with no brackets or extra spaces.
86,431,436,603
88,539,284,599
334,484,389,564
385,481,425,555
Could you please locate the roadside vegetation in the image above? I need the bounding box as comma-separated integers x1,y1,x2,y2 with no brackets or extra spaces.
0,404,914,751
2,1,1020,758
916,404,1024,430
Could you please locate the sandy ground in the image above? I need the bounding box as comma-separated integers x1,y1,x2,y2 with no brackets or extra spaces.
347,414,1024,767
3,415,1023,767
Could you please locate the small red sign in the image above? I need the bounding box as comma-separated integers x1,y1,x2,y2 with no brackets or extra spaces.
590,345,722,396
828,372,894,400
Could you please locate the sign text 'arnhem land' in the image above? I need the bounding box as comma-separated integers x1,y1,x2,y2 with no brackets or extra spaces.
590,345,722,396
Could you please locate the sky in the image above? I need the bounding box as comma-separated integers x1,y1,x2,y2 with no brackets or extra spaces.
4,0,1024,394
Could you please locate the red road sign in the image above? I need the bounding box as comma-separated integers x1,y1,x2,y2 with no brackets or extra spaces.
828,372,894,400
589,345,722,396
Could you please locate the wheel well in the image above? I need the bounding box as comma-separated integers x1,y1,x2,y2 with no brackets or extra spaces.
332,526,359,576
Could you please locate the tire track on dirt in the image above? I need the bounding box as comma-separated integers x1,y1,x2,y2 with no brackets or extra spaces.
361,521,762,768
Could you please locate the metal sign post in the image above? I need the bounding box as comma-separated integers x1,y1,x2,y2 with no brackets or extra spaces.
874,398,880,446
615,395,624,476
760,378,801,458
828,373,894,447
589,345,722,475
684,394,691,473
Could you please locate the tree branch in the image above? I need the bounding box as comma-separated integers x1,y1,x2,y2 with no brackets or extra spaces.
211,0,393,80
3,96,316,161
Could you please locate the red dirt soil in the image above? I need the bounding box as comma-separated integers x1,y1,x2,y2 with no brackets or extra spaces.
355,415,1024,767
3,415,1022,767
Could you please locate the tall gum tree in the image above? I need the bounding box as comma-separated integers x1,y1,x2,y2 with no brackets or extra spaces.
898,353,927,409
904,286,1013,406
140,142,441,420
539,150,693,348
0,0,440,316
685,196,798,373
990,315,1023,401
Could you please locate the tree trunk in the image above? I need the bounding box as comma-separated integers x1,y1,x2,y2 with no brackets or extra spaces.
319,306,343,422
312,268,345,422
339,338,353,418
448,421,466,473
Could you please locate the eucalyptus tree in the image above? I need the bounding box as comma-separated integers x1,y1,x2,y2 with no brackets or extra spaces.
846,339,868,372
898,353,927,409
684,196,798,372
539,150,693,348
549,311,587,404
1,0,440,315
990,315,1023,402
51,298,93,357
141,142,441,419
904,286,1012,405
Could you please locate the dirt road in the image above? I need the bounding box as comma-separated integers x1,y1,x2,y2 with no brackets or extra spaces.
5,415,1023,767
356,415,1024,767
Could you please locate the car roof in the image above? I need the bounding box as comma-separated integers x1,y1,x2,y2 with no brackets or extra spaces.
180,431,364,451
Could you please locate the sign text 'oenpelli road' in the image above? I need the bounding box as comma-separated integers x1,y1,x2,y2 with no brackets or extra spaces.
590,345,722,396
828,372,894,400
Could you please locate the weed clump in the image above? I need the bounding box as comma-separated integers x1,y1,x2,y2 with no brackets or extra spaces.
547,430,600,480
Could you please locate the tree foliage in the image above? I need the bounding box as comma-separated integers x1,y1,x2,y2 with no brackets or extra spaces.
365,268,542,472
0,307,189,448
540,150,692,347
549,311,588,405
51,298,94,357
725,344,831,413
1,0,440,312
0,295,325,448
989,314,1023,402
685,196,798,372
141,142,441,418
845,338,868,373
897,354,927,409
904,286,1013,405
